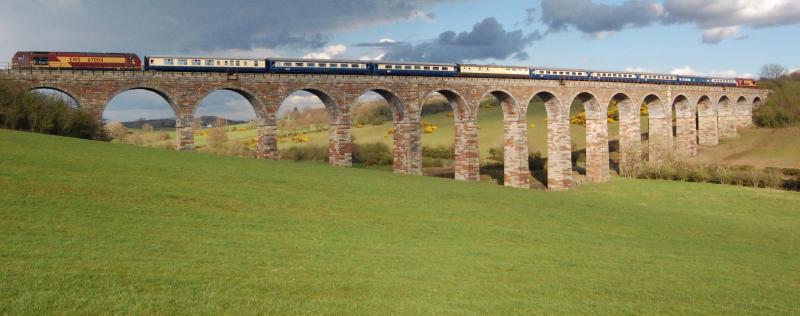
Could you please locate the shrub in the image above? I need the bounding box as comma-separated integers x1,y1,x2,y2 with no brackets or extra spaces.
422,145,454,159
279,146,329,162
353,142,393,166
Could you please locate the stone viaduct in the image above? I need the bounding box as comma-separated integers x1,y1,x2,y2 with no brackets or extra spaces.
0,69,769,190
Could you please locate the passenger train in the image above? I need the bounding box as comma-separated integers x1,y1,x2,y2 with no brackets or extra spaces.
10,51,757,88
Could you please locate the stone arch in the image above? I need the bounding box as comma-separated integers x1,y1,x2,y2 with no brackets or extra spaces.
423,88,471,122
734,96,751,130
610,92,640,175
359,88,406,123
642,94,671,162
478,89,527,188
28,85,81,107
569,92,609,182
280,87,349,167
717,95,736,138
672,95,697,158
357,87,415,175
527,90,571,190
108,85,178,115
420,88,477,181
697,95,718,146
753,96,763,109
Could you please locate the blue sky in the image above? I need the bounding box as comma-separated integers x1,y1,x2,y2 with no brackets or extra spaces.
2,0,798,121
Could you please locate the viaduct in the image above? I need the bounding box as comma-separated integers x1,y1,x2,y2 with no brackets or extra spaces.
0,69,769,190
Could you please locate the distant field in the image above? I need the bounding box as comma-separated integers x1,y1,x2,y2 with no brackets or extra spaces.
1,129,798,314
184,103,632,160
695,127,800,169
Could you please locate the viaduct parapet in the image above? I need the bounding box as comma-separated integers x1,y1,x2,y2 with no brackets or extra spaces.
0,69,769,190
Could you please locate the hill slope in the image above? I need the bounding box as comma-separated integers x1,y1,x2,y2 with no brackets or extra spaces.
0,130,798,314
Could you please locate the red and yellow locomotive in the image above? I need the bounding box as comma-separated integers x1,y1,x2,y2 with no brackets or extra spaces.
736,78,758,88
11,51,141,70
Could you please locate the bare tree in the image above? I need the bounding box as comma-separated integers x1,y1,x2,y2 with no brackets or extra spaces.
760,64,786,81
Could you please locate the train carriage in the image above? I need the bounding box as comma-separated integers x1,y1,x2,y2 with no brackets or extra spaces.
639,73,677,84
269,58,370,75
144,56,267,73
12,51,140,70
374,62,457,77
459,64,530,78
531,68,590,80
589,71,639,83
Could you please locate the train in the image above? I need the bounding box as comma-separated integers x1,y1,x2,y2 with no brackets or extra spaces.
10,51,758,88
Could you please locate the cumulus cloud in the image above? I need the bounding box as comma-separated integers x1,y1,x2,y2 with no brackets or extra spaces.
357,17,542,62
669,66,742,78
0,0,455,60
303,44,348,59
537,0,800,44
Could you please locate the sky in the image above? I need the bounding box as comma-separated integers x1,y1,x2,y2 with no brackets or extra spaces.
2,0,799,121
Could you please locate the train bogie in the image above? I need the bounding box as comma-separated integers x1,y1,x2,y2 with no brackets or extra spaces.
270,59,371,75
12,51,140,70
144,56,267,73
374,62,457,77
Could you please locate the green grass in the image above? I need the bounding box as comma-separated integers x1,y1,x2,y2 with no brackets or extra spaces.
1,129,798,314
695,127,800,169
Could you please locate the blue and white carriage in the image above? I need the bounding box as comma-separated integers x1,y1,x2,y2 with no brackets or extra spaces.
144,56,267,73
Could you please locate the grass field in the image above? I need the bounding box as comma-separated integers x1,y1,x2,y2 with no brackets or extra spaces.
1,129,798,314
695,127,800,169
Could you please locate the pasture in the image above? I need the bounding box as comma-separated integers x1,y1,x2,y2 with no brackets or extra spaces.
1,129,798,314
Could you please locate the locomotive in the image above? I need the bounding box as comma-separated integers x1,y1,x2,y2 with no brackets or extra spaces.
10,51,758,88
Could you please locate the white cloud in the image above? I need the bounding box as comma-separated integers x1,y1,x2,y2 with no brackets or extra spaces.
200,47,281,58
378,38,396,43
303,44,347,59
702,26,746,44
670,66,741,78
670,66,701,76
625,67,651,72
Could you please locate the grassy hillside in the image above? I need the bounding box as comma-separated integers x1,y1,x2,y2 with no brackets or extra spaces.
696,127,800,169
1,130,798,314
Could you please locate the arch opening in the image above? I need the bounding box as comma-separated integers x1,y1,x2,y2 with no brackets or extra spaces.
418,89,468,180
29,88,80,108
276,89,341,164
349,89,405,171
193,89,260,157
569,92,608,183
102,89,177,149
609,93,635,175
696,95,718,146
642,94,671,162
527,91,568,190
476,90,519,186
672,95,696,158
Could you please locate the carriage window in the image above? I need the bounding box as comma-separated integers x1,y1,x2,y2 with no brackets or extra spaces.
178,59,187,65
415,66,421,70
235,61,240,66
433,67,439,70
443,67,449,71
254,61,258,66
319,63,327,67
352,64,359,68
192,59,201,65
164,59,174,65
385,65,392,69
295,63,303,66
423,66,430,70
205,60,214,66
216,61,221,66
307,63,316,67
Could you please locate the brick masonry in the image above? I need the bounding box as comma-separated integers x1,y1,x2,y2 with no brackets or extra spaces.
1,69,769,190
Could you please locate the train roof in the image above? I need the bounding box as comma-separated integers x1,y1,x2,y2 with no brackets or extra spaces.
460,64,529,68
270,57,373,64
144,55,264,60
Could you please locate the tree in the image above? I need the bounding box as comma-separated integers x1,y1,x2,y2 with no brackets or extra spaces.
760,64,786,81
104,121,129,141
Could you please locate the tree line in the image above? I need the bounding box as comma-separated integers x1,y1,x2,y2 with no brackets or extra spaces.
755,64,800,128
0,82,106,140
